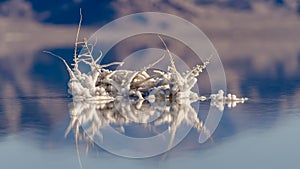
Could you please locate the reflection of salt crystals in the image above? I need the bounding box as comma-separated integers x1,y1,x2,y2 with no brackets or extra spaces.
65,99,208,148
210,90,248,111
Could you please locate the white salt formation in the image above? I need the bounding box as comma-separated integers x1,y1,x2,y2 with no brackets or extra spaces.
44,10,247,112
210,90,248,111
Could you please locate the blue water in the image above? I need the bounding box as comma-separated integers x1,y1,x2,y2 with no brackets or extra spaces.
0,91,299,169
1,0,300,168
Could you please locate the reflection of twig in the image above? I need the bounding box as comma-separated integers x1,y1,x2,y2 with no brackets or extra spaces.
65,98,211,156
75,122,83,169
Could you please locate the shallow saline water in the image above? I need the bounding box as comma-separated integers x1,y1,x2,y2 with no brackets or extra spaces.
1,1,300,168
0,50,299,169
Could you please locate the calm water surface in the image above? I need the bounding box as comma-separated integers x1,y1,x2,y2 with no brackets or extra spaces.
0,53,299,169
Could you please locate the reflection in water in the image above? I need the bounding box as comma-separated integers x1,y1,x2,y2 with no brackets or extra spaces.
65,92,247,168
66,96,248,144
65,99,205,151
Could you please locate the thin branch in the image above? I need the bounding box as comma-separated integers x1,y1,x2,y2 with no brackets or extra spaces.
43,51,75,79
94,51,103,64
74,8,83,69
96,62,124,68
140,54,165,72
158,35,176,70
